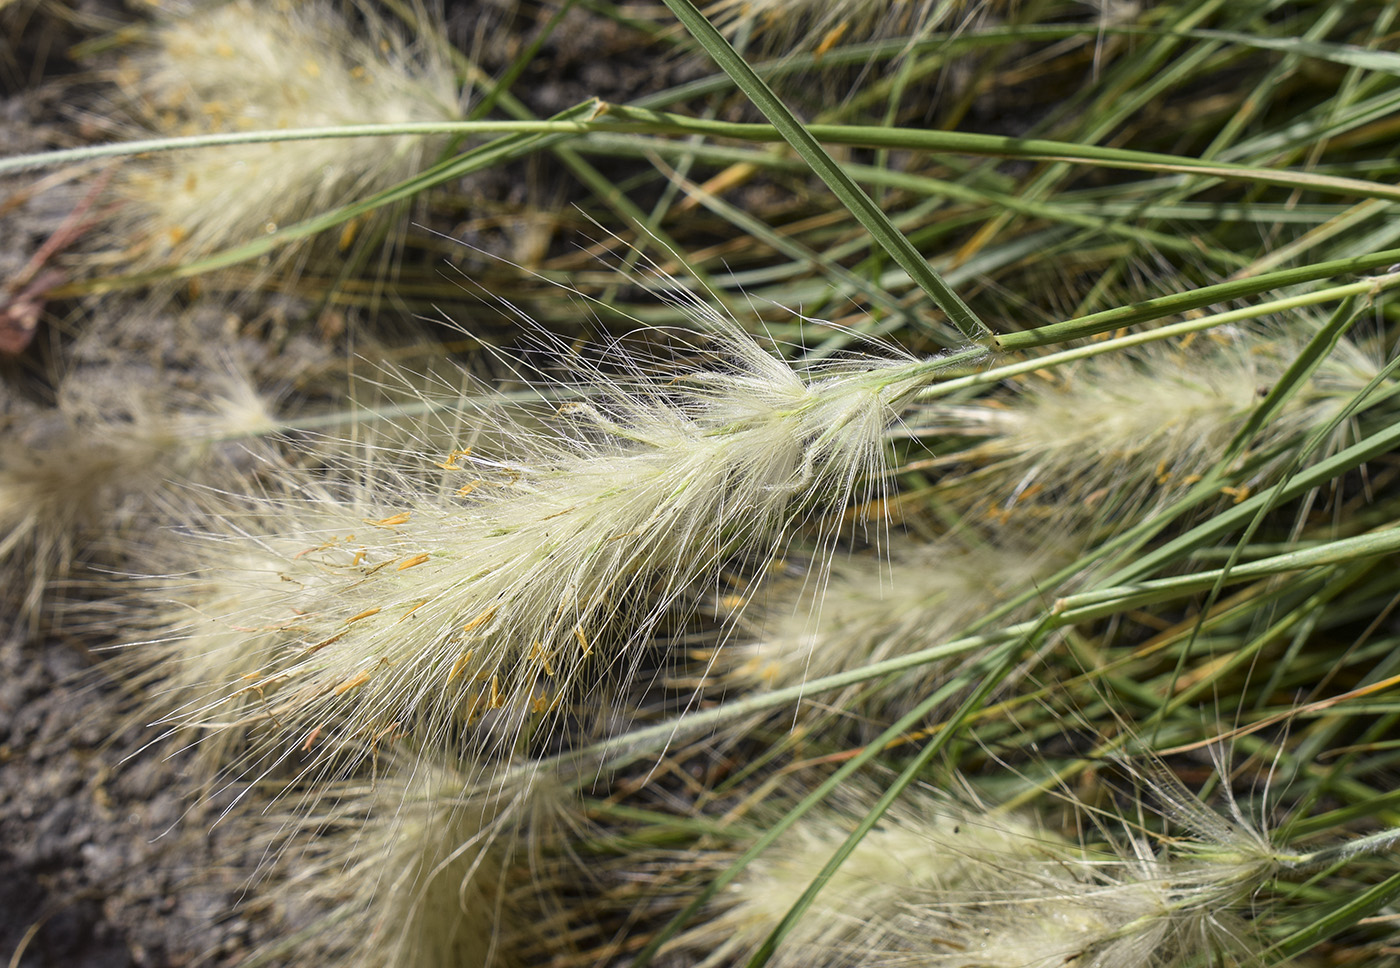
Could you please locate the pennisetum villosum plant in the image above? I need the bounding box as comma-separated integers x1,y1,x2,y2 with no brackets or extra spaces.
11,0,1400,965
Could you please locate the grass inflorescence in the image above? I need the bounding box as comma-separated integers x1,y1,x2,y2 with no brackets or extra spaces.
104,0,463,273
7,0,1400,966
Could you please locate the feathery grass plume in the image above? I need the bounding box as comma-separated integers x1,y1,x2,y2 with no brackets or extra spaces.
926,326,1384,528
713,529,1072,723
871,761,1303,968
663,760,1400,968
129,355,514,779
138,523,328,777
247,760,575,968
106,0,462,268
670,782,1063,968
0,356,276,631
151,313,981,776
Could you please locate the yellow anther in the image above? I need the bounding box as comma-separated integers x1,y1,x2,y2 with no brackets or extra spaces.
530,641,555,677
720,593,748,612
463,607,497,634
448,649,474,683
338,217,361,252
436,447,473,470
813,21,850,60
305,630,346,655
334,670,371,696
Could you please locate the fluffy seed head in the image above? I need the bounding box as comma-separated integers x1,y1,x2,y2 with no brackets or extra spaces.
109,0,463,266
149,319,966,778
721,531,1070,721
0,363,276,629
871,771,1283,968
253,763,566,968
671,761,1297,968
673,784,1067,968
929,327,1384,527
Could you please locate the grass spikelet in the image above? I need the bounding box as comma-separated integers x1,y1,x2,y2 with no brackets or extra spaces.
155,319,978,774
107,0,462,267
931,327,1385,526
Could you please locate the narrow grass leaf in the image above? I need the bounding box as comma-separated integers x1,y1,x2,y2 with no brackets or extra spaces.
653,0,992,347
1264,871,1400,964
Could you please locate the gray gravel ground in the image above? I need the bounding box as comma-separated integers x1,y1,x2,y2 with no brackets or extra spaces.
0,626,274,967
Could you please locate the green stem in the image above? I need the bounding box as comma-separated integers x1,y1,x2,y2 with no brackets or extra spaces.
1053,527,1400,624
916,275,1398,400
991,256,1400,352
1281,826,1400,870
14,111,1400,212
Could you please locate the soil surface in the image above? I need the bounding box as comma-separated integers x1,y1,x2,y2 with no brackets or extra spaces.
0,628,275,968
